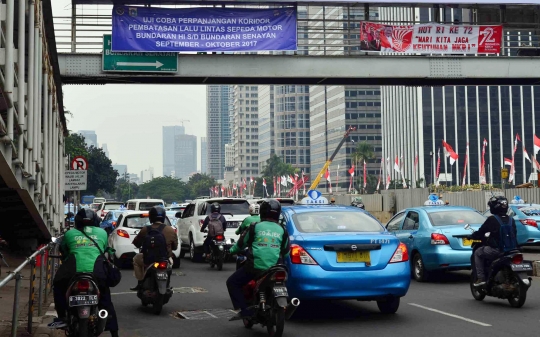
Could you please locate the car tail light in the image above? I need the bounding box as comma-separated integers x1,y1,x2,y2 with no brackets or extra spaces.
389,242,409,263
431,233,449,245
156,261,168,269
512,254,523,264
271,270,288,282
199,219,205,228
290,244,318,265
112,221,117,228
520,219,538,228
117,230,130,238
215,235,224,241
77,280,90,292
101,210,105,217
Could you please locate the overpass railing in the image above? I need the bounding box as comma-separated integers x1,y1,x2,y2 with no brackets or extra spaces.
0,239,61,337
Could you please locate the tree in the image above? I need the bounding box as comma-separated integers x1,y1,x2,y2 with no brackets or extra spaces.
64,133,118,195
115,177,139,201
260,154,297,196
186,173,216,199
137,176,189,203
352,141,375,177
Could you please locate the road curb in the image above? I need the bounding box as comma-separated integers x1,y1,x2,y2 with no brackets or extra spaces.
533,261,540,277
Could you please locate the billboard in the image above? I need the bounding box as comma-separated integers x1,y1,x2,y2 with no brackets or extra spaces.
360,22,502,54
111,6,297,52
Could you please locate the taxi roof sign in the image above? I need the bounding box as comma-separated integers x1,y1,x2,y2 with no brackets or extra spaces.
511,195,524,204
424,193,445,206
300,190,329,205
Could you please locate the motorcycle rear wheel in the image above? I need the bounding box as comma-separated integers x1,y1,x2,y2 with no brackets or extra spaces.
507,280,527,308
243,318,254,329
266,307,285,337
217,254,224,271
77,318,89,337
470,273,486,301
153,294,164,315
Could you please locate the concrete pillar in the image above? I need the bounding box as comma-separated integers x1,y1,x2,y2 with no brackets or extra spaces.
27,0,35,177
5,0,15,140
42,68,48,195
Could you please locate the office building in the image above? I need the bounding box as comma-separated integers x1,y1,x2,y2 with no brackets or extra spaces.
140,167,154,184
224,144,235,183
207,85,232,180
380,7,539,186
112,164,128,179
163,126,185,177
258,86,274,171
129,173,140,185
174,134,197,181
101,143,109,158
308,6,382,191
232,85,259,181
78,130,97,148
200,137,208,174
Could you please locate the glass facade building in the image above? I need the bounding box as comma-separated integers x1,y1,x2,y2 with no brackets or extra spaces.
162,125,185,177
206,85,231,180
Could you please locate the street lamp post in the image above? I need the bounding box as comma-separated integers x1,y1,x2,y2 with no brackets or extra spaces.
430,151,433,186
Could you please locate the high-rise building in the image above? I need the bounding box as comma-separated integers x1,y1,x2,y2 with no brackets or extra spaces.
140,167,154,184
380,7,539,186
163,126,185,177
78,130,98,148
101,143,109,158
112,164,128,179
174,134,197,181
224,144,235,183
200,137,207,174
308,7,382,191
233,85,259,181
258,86,274,170
207,85,232,180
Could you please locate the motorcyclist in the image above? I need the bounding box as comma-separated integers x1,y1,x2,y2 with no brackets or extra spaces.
131,206,178,291
200,202,227,260
470,196,518,287
235,203,260,235
49,209,119,337
227,199,290,320
330,197,336,205
351,197,365,209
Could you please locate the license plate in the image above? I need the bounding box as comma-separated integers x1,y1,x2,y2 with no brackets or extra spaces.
156,272,168,280
336,251,370,263
69,295,98,307
227,222,239,228
511,263,533,271
273,287,288,297
462,238,481,246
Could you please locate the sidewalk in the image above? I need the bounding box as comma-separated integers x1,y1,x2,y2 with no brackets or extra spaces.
0,250,60,337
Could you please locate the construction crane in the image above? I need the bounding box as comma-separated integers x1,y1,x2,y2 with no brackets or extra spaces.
178,119,190,127
307,126,357,192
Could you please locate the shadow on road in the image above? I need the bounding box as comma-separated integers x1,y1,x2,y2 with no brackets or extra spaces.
427,270,471,284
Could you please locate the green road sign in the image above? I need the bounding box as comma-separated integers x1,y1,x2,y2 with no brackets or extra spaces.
102,35,178,72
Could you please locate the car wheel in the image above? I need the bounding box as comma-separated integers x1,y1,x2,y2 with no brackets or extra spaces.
377,297,400,314
179,250,186,258
413,253,429,282
189,235,202,262
172,256,181,269
113,255,122,268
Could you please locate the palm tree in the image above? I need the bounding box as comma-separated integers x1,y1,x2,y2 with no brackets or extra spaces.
352,141,375,193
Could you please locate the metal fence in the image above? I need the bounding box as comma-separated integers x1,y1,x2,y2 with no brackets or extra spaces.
53,4,540,57
0,239,61,337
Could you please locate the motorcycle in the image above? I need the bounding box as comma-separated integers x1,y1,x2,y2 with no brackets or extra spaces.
238,264,300,337
65,273,108,337
137,259,173,315
457,224,533,308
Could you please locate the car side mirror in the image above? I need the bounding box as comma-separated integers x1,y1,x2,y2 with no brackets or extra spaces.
175,211,182,218
51,237,58,243
464,224,471,231
485,232,490,237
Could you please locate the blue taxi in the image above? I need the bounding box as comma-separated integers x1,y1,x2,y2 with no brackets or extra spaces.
281,190,411,314
386,194,486,282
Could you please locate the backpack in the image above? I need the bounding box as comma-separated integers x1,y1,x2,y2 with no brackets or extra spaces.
240,222,289,272
493,215,518,252
142,224,168,265
208,214,224,237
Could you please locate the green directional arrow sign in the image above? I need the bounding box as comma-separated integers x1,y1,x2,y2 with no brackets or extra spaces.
102,35,178,73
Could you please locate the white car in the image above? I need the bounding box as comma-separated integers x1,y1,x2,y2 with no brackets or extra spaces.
108,211,181,269
177,198,250,262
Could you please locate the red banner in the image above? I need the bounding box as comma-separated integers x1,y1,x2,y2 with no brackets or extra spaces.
360,22,502,54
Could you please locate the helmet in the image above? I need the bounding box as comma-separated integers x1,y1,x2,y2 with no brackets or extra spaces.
488,196,509,216
210,202,221,213
330,198,336,204
149,206,166,223
249,203,260,215
259,199,281,222
74,209,100,229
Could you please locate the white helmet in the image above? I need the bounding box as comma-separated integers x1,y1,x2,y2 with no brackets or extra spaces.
249,203,260,215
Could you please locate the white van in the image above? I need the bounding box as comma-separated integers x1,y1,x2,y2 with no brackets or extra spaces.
93,197,106,204
125,198,165,211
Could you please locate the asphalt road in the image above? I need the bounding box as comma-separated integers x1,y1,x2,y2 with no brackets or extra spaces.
108,251,540,337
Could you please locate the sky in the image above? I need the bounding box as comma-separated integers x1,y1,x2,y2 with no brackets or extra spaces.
52,1,207,177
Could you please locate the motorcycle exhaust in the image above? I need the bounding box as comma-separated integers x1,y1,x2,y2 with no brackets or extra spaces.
284,298,300,320
95,309,108,335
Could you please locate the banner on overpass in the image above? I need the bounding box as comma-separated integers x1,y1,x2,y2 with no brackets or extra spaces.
112,6,297,53
359,22,502,55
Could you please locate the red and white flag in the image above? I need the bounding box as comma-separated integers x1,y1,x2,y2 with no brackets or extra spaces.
335,165,340,192
385,157,391,190
442,140,459,165
436,148,441,186
479,138,487,184
348,165,355,192
534,158,540,172
324,168,332,193
509,133,520,183
462,143,469,186
363,161,367,189
413,153,419,188
400,154,407,188
504,158,513,166
376,159,382,191
262,178,266,187
394,156,400,172
524,148,531,163
301,170,306,196
534,135,540,155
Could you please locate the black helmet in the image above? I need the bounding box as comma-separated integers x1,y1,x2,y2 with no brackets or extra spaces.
149,206,166,223
210,202,221,213
74,209,100,229
260,199,281,222
488,196,508,216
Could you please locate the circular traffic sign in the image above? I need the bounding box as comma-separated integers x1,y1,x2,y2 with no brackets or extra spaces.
71,156,88,170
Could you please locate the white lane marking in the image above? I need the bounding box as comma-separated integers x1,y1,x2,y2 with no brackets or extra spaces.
204,311,218,318
408,303,492,327
111,291,136,295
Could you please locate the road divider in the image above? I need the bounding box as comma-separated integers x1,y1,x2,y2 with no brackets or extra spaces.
408,303,491,327
533,261,540,276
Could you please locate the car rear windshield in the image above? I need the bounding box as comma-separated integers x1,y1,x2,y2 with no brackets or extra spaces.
104,203,123,210
139,202,163,211
205,200,250,215
292,211,383,233
124,215,171,228
519,207,540,216
428,210,486,226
